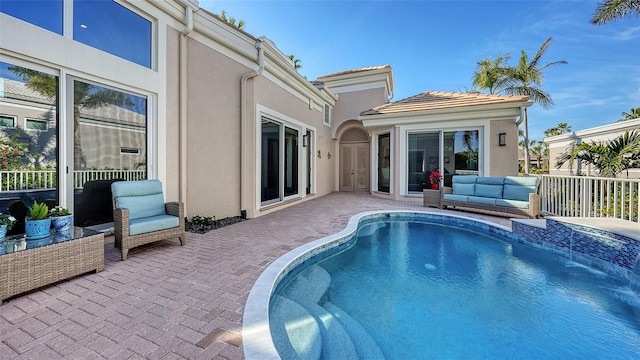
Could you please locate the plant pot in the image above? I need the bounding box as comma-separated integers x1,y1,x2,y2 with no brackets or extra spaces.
51,215,73,232
25,218,51,240
431,183,440,190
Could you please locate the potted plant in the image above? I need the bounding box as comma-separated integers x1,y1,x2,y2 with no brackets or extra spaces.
25,201,51,239
429,171,443,190
49,206,73,232
0,212,16,240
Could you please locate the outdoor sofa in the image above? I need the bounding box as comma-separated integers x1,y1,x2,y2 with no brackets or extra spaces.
111,179,185,260
441,175,540,218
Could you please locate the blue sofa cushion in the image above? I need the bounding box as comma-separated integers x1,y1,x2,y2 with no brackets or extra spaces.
476,177,505,185
495,199,530,209
129,214,179,235
468,196,497,206
452,175,477,196
503,176,539,201
112,180,166,220
475,183,503,199
443,194,469,203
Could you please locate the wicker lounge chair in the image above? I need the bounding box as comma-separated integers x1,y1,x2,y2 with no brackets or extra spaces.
111,180,185,260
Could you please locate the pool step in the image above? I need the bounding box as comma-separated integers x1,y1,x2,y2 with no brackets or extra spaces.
324,302,385,359
270,295,322,360
281,265,331,307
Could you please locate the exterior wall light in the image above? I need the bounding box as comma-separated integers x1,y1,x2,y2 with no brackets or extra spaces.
498,133,506,146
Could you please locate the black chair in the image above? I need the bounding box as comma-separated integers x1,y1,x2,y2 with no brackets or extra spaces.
74,179,123,227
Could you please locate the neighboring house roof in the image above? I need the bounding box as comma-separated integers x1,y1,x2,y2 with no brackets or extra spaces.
360,91,529,116
318,65,391,78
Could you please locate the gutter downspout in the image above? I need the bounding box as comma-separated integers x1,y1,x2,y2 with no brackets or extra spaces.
240,39,264,218
178,1,197,214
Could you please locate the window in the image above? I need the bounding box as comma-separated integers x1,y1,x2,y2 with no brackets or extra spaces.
0,115,16,128
25,118,47,131
0,61,58,222
443,130,479,186
378,134,390,192
261,117,300,205
407,132,439,193
73,79,147,173
73,0,152,68
324,104,331,126
0,0,63,34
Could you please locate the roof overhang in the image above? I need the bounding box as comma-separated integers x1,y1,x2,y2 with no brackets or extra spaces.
317,66,393,100
360,101,533,129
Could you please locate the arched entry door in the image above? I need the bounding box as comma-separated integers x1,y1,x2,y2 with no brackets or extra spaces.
340,128,370,192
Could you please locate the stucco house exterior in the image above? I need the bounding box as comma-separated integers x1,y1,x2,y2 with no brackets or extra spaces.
0,0,529,225
545,118,640,178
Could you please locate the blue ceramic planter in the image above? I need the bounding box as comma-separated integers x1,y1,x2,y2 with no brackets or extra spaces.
25,218,52,239
0,224,7,240
52,215,73,232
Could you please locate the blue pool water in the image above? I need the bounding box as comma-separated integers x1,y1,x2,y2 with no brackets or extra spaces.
270,217,640,359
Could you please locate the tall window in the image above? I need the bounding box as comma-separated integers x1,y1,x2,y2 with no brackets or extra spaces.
0,61,58,234
443,130,479,186
261,117,299,205
378,134,390,192
72,80,147,226
407,132,439,193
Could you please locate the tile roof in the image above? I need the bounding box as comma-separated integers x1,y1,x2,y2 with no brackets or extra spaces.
360,91,529,116
318,65,391,78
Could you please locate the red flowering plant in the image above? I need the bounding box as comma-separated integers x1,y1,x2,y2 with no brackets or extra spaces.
0,137,27,171
428,170,443,184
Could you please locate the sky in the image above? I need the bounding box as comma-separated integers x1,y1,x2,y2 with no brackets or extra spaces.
203,0,639,141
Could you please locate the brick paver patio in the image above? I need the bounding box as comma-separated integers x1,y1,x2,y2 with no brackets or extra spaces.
0,193,510,359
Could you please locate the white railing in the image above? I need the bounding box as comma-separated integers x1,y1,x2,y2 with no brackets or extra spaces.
0,170,146,191
72,170,146,188
536,174,640,223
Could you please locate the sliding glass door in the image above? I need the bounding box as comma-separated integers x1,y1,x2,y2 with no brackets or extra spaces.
72,79,147,226
261,117,300,205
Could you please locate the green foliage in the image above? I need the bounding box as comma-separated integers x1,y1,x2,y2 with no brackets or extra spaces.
555,130,640,177
27,201,49,220
618,107,640,122
49,206,71,217
591,0,640,25
191,215,214,226
0,213,16,230
218,10,245,29
544,122,572,137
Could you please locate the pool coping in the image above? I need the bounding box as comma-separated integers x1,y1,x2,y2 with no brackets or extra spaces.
241,210,511,360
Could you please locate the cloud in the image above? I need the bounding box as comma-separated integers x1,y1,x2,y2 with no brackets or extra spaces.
614,26,640,41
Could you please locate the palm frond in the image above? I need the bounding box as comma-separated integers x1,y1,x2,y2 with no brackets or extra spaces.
591,0,640,25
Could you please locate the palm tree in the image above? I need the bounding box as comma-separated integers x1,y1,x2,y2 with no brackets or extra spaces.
555,130,640,177
544,122,572,137
10,66,133,168
218,10,245,29
529,140,548,169
619,107,640,121
503,37,567,174
591,0,640,25
288,55,302,70
472,55,510,94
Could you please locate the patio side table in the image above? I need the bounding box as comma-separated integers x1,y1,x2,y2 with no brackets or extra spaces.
0,227,104,302
423,189,442,208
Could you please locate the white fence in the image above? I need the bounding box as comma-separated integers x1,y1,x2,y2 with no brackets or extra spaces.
0,170,146,191
536,174,639,223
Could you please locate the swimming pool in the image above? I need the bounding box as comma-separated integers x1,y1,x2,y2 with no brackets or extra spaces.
243,212,640,359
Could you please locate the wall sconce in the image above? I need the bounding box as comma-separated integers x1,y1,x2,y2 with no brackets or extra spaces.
498,133,506,146
302,134,309,147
